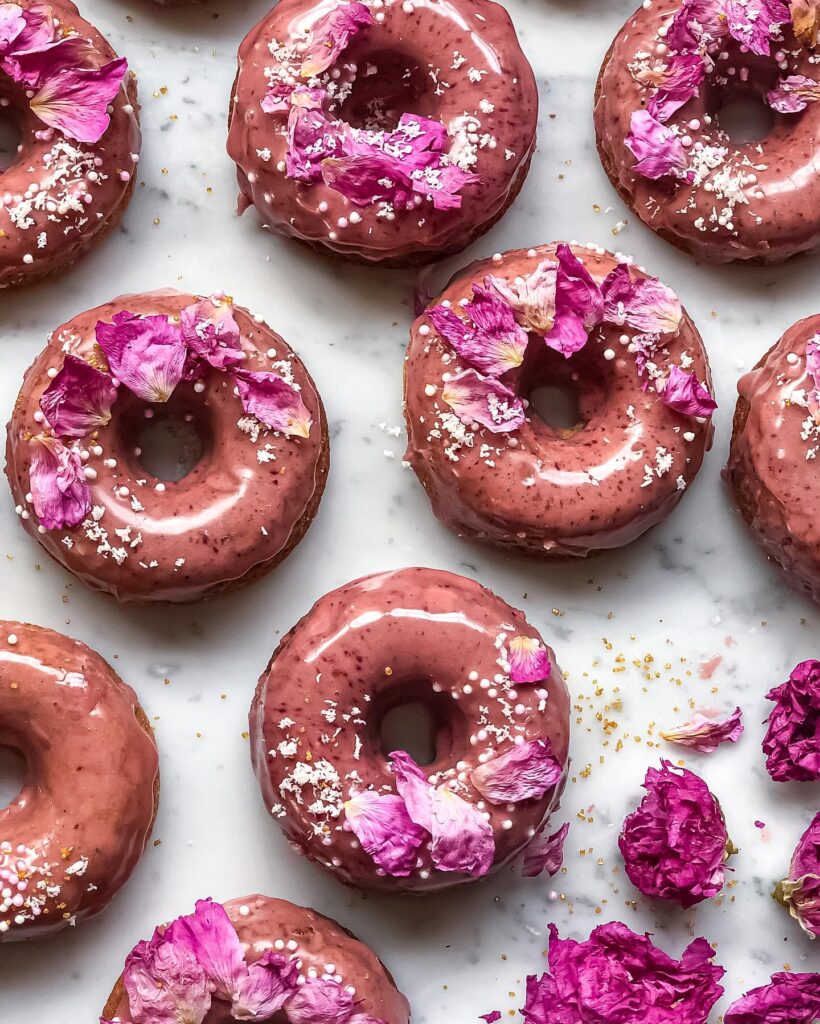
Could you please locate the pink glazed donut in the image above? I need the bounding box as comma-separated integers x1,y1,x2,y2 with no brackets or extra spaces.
227,0,537,266
250,567,570,893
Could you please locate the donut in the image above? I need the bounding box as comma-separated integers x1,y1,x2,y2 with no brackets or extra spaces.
0,622,158,941
226,0,537,266
725,316,820,603
0,0,139,287
249,567,570,893
594,1,820,263
100,894,410,1024
5,289,329,603
404,242,716,558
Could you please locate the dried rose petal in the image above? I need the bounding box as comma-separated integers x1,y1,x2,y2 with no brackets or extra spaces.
39,354,117,438
480,1013,501,1024
507,635,551,684
232,951,300,1021
180,296,244,370
344,790,426,876
390,750,433,832
661,365,717,417
7,33,93,87
767,74,820,112
791,0,820,46
96,311,187,404
647,53,706,122
724,0,790,56
763,659,820,782
30,57,128,143
0,4,26,57
28,434,90,530
430,785,494,877
602,264,682,336
123,929,212,1024
626,110,691,181
286,87,346,182
471,739,562,804
427,287,529,377
284,977,356,1024
522,821,569,878
661,707,744,753
441,368,526,433
552,243,604,338
233,369,312,438
724,972,820,1023
486,261,558,335
775,811,820,938
667,0,728,51
300,1,373,78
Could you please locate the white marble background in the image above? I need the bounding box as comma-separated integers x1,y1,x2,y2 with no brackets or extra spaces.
0,0,817,1018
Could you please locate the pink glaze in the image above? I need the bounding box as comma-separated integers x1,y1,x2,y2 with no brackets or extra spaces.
249,567,570,893
227,0,537,265
404,243,714,557
0,622,158,941
4,290,329,603
0,0,140,287
725,316,820,604
594,2,820,263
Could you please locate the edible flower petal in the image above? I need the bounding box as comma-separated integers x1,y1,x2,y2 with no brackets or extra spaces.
284,977,356,1024
286,87,346,182
430,785,495,876
775,811,820,938
7,33,93,87
0,4,26,57
791,0,820,46
441,368,525,433
602,264,683,335
343,790,426,876
667,0,728,51
427,286,529,376
471,739,562,805
123,928,212,1024
410,160,478,210
180,296,244,369
660,706,744,752
28,433,90,530
763,659,820,782
647,53,706,122
486,261,558,335
767,74,820,112
390,750,433,831
232,951,300,1020
626,110,691,181
39,353,117,437
300,1,373,78
522,821,569,878
9,3,55,54
724,972,820,1023
96,311,187,404
554,243,604,334
507,635,551,683
29,56,128,143
164,899,246,1004
661,365,717,416
480,1014,502,1024
724,0,790,55
233,369,312,438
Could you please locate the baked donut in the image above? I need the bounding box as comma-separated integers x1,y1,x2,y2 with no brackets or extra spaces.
404,242,716,557
226,0,537,266
100,894,410,1024
0,622,158,941
594,1,820,263
0,0,139,287
249,567,570,893
725,316,820,603
4,289,329,603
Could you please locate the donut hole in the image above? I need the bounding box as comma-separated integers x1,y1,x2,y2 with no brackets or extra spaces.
0,745,26,810
518,338,613,437
117,385,213,483
0,102,23,173
336,48,436,130
372,680,466,767
714,94,775,144
528,385,582,431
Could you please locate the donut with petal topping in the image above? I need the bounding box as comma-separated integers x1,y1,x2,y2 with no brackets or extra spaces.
226,0,537,266
0,622,158,941
0,0,140,287
725,317,820,604
101,894,410,1024
4,289,329,603
404,242,716,557
594,0,820,263
249,567,570,893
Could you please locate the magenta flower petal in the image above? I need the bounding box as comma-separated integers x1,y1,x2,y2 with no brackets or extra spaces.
507,635,551,683
0,4,26,57
11,3,55,52
471,739,562,805
30,56,127,143
180,296,244,370
28,434,90,530
808,335,820,414
667,0,728,51
286,87,346,182
430,785,495,876
232,369,312,438
661,707,744,753
767,74,820,112
486,260,558,335
39,353,117,438
554,243,604,333
441,368,525,433
480,1014,501,1024
410,161,478,210
344,790,426,876
232,951,300,1020
725,972,820,1023
626,110,691,181
763,659,820,782
647,53,706,122
522,821,569,878
321,149,413,207
7,33,93,87
123,929,212,1024
776,811,820,939
661,365,717,417
390,750,433,832
724,0,790,56
602,264,683,335
96,311,186,404
300,1,373,78
544,310,590,357
285,977,356,1024
428,287,529,377
164,899,246,1003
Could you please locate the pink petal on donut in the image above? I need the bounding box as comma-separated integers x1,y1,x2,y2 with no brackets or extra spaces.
767,74,820,112
807,335,820,413
602,264,683,336
165,899,247,1004
286,87,346,182
322,149,414,207
233,369,312,438
7,33,93,88
428,288,528,377
410,161,478,211
344,790,426,876
480,1013,502,1023
725,0,790,56
626,110,691,181
508,635,551,683
300,1,373,78
522,821,570,878
0,5,26,57
545,311,590,357
30,56,127,143
471,739,563,805
441,368,525,433
232,951,300,1020
284,977,357,1024
39,353,117,438
180,297,244,370
429,786,495,876
667,0,728,51
390,750,433,832
647,53,706,122
28,434,90,530
555,243,604,332
661,365,717,417
96,310,187,404
123,928,212,1024
486,260,558,335
661,707,744,753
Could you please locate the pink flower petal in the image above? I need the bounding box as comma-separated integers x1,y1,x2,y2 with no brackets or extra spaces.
646,53,706,122
232,369,312,438
724,0,790,56
554,243,604,333
286,87,346,182
7,33,93,88
180,296,244,370
486,260,558,335
763,659,820,782
661,707,744,753
667,0,728,51
390,750,433,832
409,161,478,210
232,951,300,1020
30,56,128,143
661,364,717,417
807,334,820,417
300,1,373,78
11,3,55,52
440,368,526,433
602,264,683,336
123,928,212,1024
767,74,820,113
344,790,426,876
427,287,529,377
39,353,117,437
164,899,246,1004
522,821,570,878
472,739,562,805
284,977,356,1024
0,4,26,57
28,433,90,530
507,635,551,684
545,311,589,357
480,1013,502,1023
626,109,691,181
430,785,495,876
776,811,820,939
96,310,187,404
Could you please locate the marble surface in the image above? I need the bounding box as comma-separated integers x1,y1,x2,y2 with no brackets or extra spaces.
0,0,818,1019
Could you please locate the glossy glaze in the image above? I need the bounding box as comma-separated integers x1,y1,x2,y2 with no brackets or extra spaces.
250,567,570,893
404,243,713,557
594,2,820,263
725,316,820,604
227,0,537,265
0,0,140,288
5,290,329,603
0,622,158,941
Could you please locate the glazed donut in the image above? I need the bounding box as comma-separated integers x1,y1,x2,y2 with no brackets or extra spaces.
0,0,139,287
101,895,409,1024
725,317,820,603
404,242,716,558
594,1,820,263
249,567,570,893
0,622,158,941
227,0,537,266
5,289,329,603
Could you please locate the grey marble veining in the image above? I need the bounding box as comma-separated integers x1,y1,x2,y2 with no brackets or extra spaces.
0,0,818,1019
